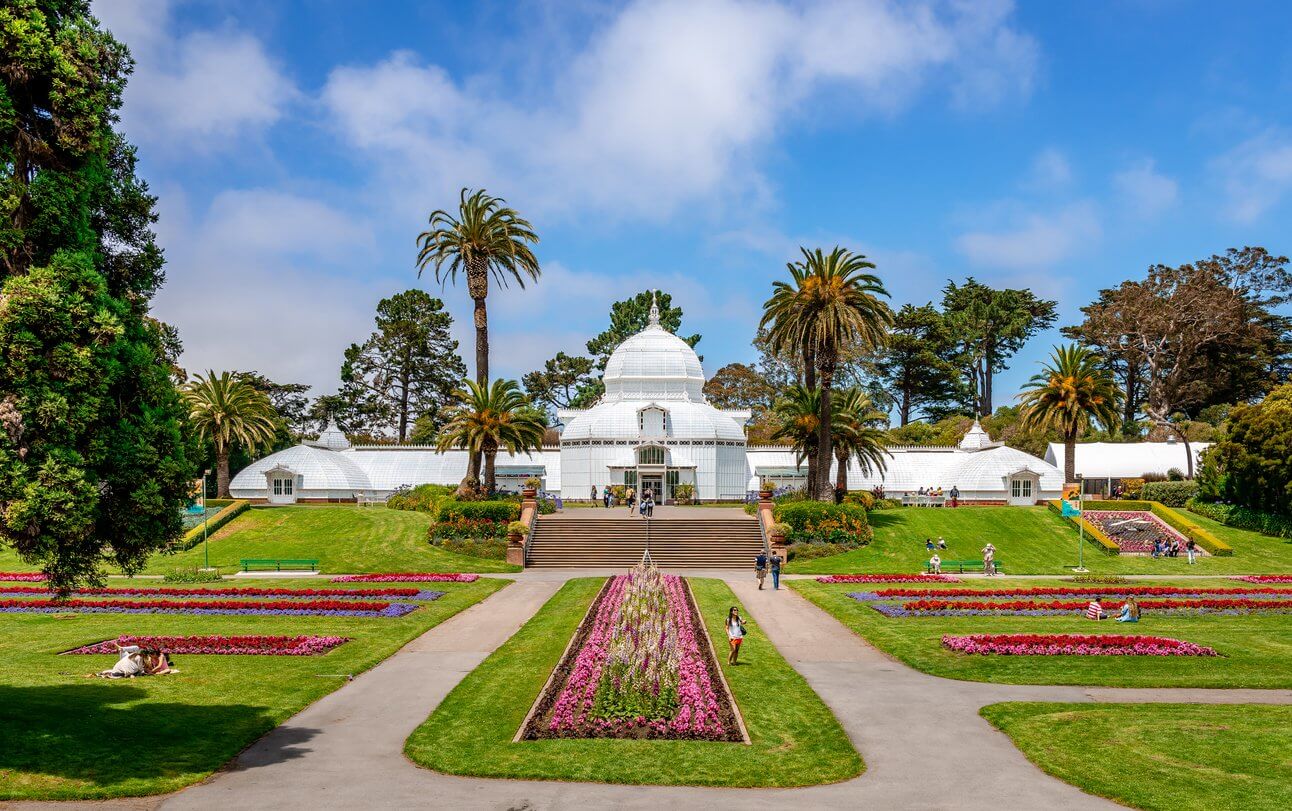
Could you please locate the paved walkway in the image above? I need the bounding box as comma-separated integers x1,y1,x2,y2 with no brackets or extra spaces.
16,572,1291,811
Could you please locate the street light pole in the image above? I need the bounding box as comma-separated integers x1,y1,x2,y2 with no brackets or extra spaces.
202,468,211,570
1074,490,1087,573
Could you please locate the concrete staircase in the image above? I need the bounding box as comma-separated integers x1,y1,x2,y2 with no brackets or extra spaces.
526,515,766,569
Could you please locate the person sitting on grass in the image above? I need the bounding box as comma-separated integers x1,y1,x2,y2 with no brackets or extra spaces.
726,606,746,664
937,536,947,549
1116,596,1140,623
925,538,935,551
1086,596,1108,620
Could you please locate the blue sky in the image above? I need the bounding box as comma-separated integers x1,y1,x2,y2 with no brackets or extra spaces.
94,0,1292,412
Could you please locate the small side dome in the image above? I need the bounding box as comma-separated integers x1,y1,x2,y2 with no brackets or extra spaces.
307,420,351,451
958,419,995,451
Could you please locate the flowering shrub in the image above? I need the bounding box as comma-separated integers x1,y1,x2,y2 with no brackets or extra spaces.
67,635,349,656
774,501,872,545
0,572,45,582
429,517,508,541
331,573,479,583
941,634,1217,656
526,561,739,742
0,585,439,599
1235,575,1292,583
817,574,962,584
866,596,1292,617
0,597,426,617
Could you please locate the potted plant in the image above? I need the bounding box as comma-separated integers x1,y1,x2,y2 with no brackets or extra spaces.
506,520,529,545
673,482,695,505
759,480,776,500
770,522,791,543
522,475,542,499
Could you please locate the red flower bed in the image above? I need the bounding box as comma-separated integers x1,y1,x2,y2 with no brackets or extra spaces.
905,598,1292,612
0,585,424,598
816,574,962,584
0,597,418,617
331,573,479,583
869,585,1292,599
1235,575,1292,583
942,633,1217,656
67,635,349,655
0,572,45,582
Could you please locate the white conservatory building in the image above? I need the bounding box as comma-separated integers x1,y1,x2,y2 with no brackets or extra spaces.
230,296,1068,505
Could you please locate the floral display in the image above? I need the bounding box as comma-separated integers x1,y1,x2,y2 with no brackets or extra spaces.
1083,510,1187,554
0,572,45,582
67,635,350,656
0,597,425,617
865,596,1292,617
330,573,480,583
1234,575,1292,583
941,633,1217,656
0,585,442,600
816,574,962,584
523,560,740,742
848,585,1292,600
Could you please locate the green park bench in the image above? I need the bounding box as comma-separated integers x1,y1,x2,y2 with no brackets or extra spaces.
927,559,1004,574
240,558,319,572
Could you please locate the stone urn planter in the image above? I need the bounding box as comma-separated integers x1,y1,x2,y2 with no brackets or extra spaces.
759,489,773,501
506,520,529,546
521,488,537,499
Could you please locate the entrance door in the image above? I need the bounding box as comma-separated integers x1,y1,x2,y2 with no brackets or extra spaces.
640,475,663,502
1008,477,1034,506
269,475,297,505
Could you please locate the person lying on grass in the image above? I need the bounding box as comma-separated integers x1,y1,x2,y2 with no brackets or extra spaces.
95,644,178,678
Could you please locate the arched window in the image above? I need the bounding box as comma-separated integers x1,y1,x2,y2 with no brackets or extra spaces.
638,446,666,465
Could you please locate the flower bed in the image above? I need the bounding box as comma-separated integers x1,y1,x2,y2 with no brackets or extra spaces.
850,586,1292,600
865,597,1292,617
941,634,1217,656
1083,510,1188,554
1234,575,1292,583
520,562,742,742
0,572,45,582
816,574,962,584
0,597,424,617
330,573,480,583
66,635,349,656
0,585,441,600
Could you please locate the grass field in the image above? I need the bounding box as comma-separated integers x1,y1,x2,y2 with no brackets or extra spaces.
793,506,1292,575
790,578,1292,689
405,577,862,787
0,577,508,801
981,702,1292,811
0,506,520,576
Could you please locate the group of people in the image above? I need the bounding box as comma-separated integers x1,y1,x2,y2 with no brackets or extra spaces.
1153,536,1196,563
926,538,998,575
914,485,960,507
754,551,783,591
725,551,785,664
1086,595,1141,623
96,643,177,679
593,485,656,517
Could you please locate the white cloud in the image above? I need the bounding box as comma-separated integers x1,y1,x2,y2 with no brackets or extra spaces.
321,0,1038,221
93,0,297,147
1024,147,1073,190
955,202,1101,270
1213,131,1292,222
1112,159,1179,219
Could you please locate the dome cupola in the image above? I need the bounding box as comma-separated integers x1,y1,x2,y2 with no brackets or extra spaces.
601,291,705,401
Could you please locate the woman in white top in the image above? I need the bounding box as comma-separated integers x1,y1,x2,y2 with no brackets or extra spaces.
726,607,745,664
101,645,145,678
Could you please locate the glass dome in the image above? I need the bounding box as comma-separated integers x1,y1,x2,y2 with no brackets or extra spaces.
601,295,705,401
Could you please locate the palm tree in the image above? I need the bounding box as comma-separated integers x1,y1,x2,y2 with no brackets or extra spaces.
830,388,891,496
182,371,279,498
1018,345,1123,484
769,385,822,485
437,379,547,495
761,247,891,500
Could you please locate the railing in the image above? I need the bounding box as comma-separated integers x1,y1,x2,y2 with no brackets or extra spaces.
523,509,538,567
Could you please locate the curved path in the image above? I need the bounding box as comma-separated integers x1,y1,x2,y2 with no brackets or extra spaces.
19,571,1291,811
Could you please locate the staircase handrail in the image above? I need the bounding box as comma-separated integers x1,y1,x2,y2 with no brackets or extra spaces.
523,510,538,566
756,508,772,559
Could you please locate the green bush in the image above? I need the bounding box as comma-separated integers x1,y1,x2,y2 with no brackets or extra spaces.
387,483,454,515
438,500,521,522
843,491,875,510
1139,480,1199,507
871,498,903,510
429,536,508,560
774,502,872,545
1187,500,1292,540
1066,574,1131,584
1167,467,1185,481
161,567,224,583
429,518,507,541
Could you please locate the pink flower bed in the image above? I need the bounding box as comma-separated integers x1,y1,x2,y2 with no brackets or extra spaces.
942,633,1217,656
816,574,962,584
1084,510,1187,554
67,635,349,655
330,573,479,583
0,572,45,582
1235,575,1292,583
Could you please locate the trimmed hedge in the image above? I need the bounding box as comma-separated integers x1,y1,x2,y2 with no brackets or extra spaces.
773,501,872,545
1139,481,1199,507
1187,500,1292,540
437,500,521,522
1046,500,1120,555
175,500,249,551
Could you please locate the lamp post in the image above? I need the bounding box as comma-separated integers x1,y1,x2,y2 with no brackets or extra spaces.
202,468,211,571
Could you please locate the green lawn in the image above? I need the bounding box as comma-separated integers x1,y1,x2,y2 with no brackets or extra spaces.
405,577,862,786
981,703,1292,811
790,579,1292,689
0,578,508,800
793,506,1292,575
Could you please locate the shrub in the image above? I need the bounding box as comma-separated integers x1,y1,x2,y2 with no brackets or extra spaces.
1187,500,1292,539
871,498,903,510
1141,471,1168,483
536,498,556,515
774,489,812,504
437,500,520,522
843,491,875,510
1140,480,1199,507
1167,467,1185,481
430,537,508,560
673,482,695,503
1118,478,1145,500
742,502,758,517
770,522,792,538
428,518,507,541
506,520,529,536
1066,574,1130,584
387,483,454,514
161,567,224,584
524,475,542,489
774,501,872,545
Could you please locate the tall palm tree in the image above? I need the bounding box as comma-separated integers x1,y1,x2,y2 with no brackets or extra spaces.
830,388,890,496
417,188,539,477
182,371,279,498
761,247,891,501
1018,345,1123,484
769,385,822,485
437,379,547,495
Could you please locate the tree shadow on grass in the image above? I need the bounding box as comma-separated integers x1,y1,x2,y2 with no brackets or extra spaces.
0,683,318,797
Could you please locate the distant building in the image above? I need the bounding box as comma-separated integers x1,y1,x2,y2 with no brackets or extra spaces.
1045,439,1211,496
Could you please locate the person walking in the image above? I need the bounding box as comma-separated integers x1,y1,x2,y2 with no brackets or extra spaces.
770,551,783,590
1186,538,1196,564
591,485,598,504
755,552,768,589
726,607,746,664
982,543,996,576
950,485,959,508
643,487,655,518
625,486,636,514
602,486,611,508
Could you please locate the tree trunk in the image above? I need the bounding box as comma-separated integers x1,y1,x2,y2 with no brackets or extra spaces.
816,372,834,502
397,373,410,442
1123,364,1139,429
216,446,231,499
899,385,911,426
484,449,497,495
1064,433,1076,484
834,447,849,496
980,352,993,417
803,343,816,391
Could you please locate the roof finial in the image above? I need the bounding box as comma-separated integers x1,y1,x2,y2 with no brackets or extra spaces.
648,289,660,327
